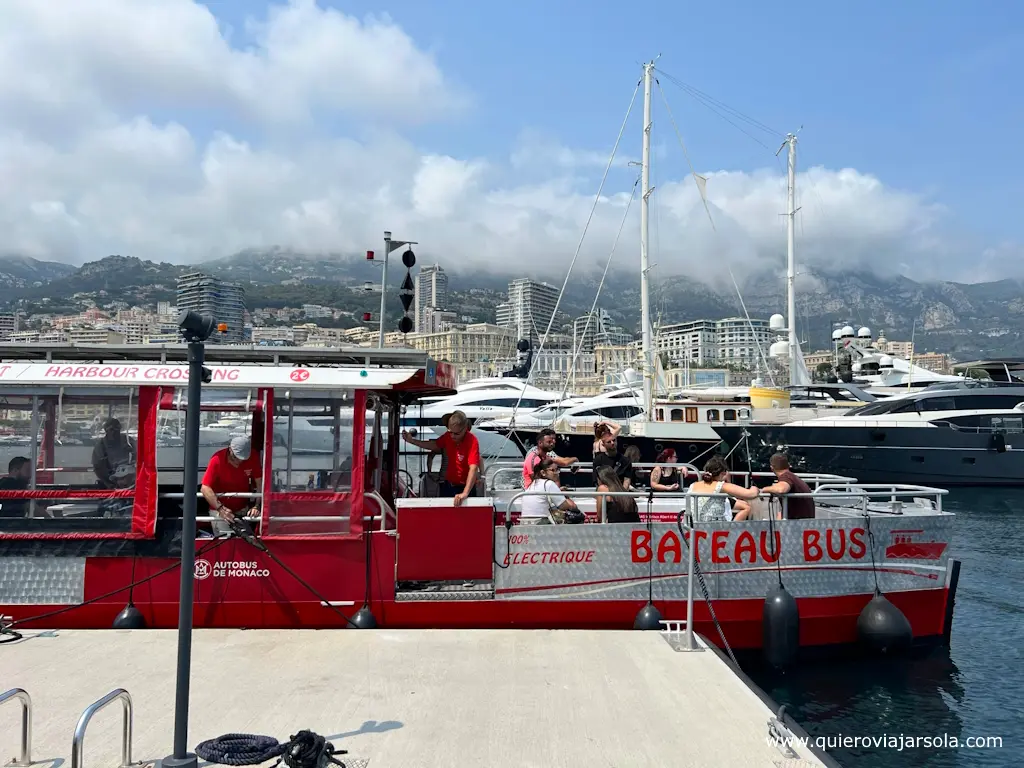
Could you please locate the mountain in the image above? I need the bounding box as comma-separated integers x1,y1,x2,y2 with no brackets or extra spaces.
1,250,1020,360
0,255,76,288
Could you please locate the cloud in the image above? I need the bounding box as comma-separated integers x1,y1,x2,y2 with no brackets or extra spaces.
0,0,1013,285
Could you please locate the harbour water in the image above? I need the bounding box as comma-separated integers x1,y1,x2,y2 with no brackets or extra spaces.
749,488,1022,767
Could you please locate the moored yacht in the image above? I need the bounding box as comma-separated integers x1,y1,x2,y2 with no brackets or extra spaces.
714,379,1024,486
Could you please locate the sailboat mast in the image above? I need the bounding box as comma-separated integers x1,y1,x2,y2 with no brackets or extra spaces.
785,133,798,386
640,61,655,417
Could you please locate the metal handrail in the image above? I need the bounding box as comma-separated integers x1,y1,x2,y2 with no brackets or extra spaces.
364,491,395,531
71,688,133,768
0,688,31,767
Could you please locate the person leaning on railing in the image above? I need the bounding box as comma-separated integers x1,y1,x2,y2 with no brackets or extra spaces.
686,457,760,522
522,428,577,489
758,452,816,520
402,410,480,506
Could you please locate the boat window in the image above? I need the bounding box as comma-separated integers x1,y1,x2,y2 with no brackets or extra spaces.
156,387,263,484
685,407,698,423
706,409,720,421
917,396,957,412
724,409,737,421
988,415,1024,433
934,414,981,430
845,398,919,416
953,394,1024,411
670,408,683,422
259,390,359,537
0,388,142,533
272,392,354,493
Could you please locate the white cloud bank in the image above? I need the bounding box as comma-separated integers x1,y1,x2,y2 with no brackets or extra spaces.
0,0,1016,284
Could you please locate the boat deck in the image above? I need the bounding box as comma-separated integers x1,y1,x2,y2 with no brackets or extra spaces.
3,628,830,768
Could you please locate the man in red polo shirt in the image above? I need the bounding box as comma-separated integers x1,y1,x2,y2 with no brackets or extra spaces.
201,435,262,530
402,410,480,505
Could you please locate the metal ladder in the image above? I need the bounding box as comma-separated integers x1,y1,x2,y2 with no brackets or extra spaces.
1,688,31,768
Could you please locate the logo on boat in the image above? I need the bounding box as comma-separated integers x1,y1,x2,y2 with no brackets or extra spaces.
885,530,947,560
289,369,310,382
193,558,269,579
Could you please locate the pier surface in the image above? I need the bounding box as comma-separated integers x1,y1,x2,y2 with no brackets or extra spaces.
2,628,827,767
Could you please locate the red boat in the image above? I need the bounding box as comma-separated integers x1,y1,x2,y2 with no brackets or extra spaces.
0,345,960,655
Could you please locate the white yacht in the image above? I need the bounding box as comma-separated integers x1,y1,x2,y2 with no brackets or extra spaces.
404,377,566,428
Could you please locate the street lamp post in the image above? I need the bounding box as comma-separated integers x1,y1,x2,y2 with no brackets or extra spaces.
161,310,217,768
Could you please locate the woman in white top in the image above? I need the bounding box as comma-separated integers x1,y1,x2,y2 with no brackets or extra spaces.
521,459,580,523
685,457,760,523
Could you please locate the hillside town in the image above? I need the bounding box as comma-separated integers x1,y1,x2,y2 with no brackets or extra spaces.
0,262,952,395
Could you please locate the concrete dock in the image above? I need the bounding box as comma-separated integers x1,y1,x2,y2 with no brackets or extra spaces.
2,629,828,767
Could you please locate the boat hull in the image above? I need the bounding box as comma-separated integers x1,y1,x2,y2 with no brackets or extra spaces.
714,424,1024,486
0,513,960,657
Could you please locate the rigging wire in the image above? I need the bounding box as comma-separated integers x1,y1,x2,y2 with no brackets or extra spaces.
654,68,783,141
559,177,641,415
486,77,642,463
654,79,777,387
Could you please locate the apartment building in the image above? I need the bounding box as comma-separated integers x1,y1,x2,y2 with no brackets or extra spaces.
176,271,245,343
654,317,771,367
414,264,449,333
495,279,559,342
408,323,517,382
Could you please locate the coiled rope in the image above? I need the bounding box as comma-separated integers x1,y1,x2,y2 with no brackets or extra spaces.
196,730,347,768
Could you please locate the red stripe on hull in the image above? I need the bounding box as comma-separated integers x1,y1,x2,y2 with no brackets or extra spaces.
5,587,951,651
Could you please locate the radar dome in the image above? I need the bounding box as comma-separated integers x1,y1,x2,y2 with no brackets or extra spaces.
841,325,855,337
769,314,786,332
769,340,790,358
622,367,641,384
831,329,844,341
857,327,872,338
879,355,894,368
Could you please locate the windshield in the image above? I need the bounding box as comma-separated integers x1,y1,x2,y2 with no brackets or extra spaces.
844,398,919,416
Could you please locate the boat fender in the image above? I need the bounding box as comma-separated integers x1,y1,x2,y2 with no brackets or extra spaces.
112,602,146,629
762,583,799,668
633,601,663,630
990,432,1007,453
856,589,912,654
349,605,378,629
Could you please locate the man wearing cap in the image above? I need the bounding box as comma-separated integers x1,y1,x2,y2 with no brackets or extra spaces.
92,417,135,489
201,436,262,529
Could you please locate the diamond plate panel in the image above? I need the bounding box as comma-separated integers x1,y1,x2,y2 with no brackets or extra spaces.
0,557,86,604
494,515,953,602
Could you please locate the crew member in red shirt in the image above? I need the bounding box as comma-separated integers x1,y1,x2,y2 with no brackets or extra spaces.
402,410,480,505
201,435,263,530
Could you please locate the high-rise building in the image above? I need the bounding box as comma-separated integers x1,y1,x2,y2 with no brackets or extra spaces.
654,317,772,367
496,279,559,342
175,271,245,343
414,264,449,333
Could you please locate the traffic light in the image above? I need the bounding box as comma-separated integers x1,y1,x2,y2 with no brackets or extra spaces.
397,248,416,335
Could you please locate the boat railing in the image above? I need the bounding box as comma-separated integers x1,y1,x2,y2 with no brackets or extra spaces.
503,482,949,523
0,688,32,767
505,488,711,524
488,461,702,489
487,460,856,491
71,688,133,768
